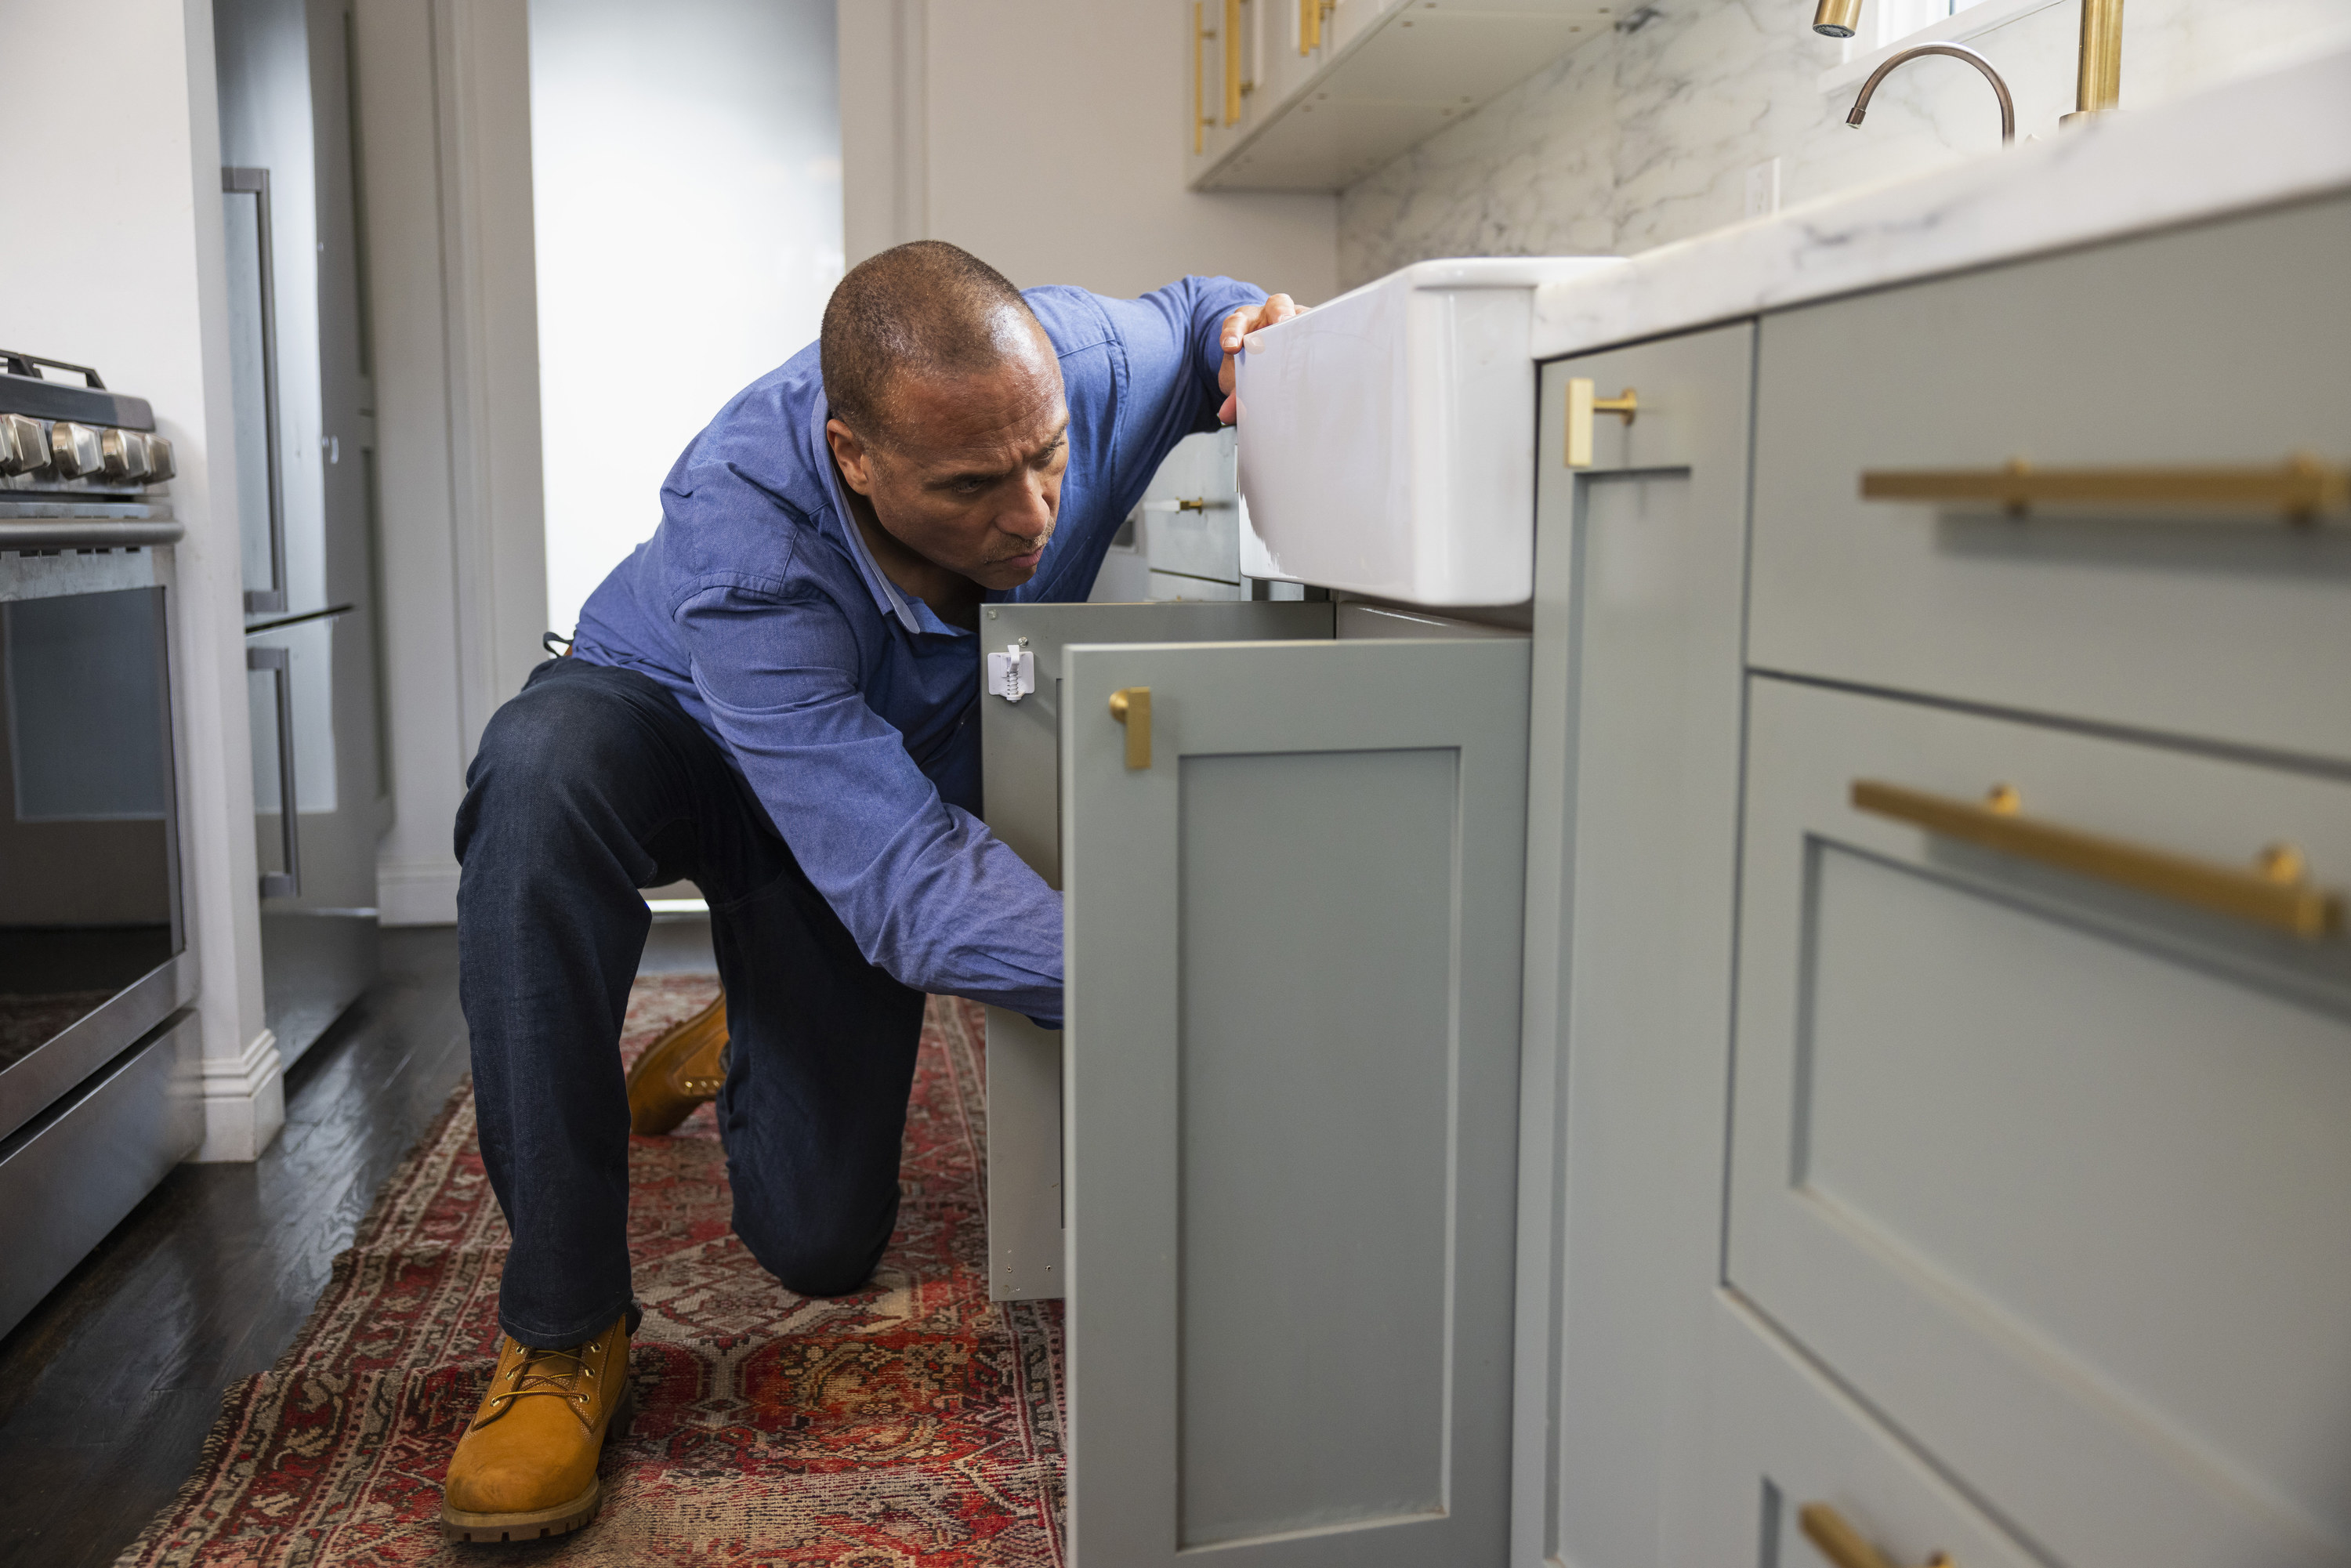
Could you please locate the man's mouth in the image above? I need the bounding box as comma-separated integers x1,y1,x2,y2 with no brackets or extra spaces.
993,541,1048,570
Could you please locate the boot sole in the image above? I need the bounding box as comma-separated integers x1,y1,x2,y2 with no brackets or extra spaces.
439,1385,635,1544
625,997,728,1137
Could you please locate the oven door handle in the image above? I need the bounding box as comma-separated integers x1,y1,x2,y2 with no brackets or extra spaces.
247,645,300,898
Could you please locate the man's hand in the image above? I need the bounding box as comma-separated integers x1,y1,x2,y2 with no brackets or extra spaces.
1217,293,1304,424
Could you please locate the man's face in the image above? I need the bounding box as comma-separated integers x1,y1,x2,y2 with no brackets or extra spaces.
828,323,1069,592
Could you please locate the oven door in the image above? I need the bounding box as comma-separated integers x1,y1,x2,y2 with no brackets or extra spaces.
0,557,194,1144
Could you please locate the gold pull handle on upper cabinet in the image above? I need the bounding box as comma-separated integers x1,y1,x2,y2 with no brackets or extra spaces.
1565,378,1638,469
1194,2,1215,154
1110,686,1153,770
1799,1502,1954,1568
1224,0,1244,125
1852,779,2346,939
1300,0,1334,52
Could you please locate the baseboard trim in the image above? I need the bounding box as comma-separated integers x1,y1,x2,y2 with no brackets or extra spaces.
379,858,461,926
192,1026,286,1163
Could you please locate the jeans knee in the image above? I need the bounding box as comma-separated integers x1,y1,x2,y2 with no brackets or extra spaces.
458,679,644,859
472,679,634,789
735,1196,895,1298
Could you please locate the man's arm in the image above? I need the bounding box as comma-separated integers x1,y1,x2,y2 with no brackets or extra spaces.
679,581,1064,1023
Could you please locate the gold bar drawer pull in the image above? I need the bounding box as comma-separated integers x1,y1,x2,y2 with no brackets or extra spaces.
1852,779,2345,939
1799,1501,1954,1568
1858,455,2350,521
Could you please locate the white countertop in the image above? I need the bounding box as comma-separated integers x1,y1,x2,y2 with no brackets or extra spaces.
1528,43,2351,360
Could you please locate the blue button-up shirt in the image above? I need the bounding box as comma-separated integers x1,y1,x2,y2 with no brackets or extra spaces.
572,276,1264,1026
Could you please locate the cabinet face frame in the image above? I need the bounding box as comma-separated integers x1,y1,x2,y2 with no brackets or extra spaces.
977,599,1335,1302
1060,634,1529,1566
1515,325,1756,1568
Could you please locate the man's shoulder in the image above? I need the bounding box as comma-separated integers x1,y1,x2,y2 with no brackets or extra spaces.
659,345,839,542
1022,284,1117,360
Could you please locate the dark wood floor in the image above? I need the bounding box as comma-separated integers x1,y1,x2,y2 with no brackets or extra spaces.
0,918,714,1568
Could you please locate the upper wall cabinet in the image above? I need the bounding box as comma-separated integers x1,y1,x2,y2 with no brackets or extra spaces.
1186,0,1608,191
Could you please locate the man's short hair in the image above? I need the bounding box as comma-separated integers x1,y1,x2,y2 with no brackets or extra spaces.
820,241,1040,449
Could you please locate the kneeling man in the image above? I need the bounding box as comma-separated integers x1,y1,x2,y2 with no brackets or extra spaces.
439,241,1296,1541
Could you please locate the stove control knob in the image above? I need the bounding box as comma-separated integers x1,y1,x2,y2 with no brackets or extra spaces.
100,426,154,484
49,421,102,479
144,433,175,483
0,412,47,476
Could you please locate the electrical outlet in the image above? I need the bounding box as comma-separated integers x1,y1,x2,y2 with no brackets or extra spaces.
1744,157,1783,219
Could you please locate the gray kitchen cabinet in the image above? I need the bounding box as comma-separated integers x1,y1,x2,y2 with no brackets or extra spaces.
976,599,1333,1302
1747,194,2351,762
975,598,1531,1564
1516,325,1755,1568
1089,429,1285,605
1060,633,1528,1566
1726,675,2351,1568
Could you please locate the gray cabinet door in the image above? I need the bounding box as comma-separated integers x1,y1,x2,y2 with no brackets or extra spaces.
1518,324,1754,1568
978,600,1334,1301
1060,635,1529,1566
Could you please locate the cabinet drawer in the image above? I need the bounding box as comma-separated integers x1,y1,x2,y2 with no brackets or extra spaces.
1694,1298,2039,1568
1748,194,2351,762
1729,676,2351,1568
1539,334,1722,474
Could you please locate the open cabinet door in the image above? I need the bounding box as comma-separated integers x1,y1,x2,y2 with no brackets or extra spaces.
1060,636,1530,1566
978,600,1333,1302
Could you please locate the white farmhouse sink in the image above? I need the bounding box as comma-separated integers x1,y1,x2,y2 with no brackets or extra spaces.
1235,255,1625,607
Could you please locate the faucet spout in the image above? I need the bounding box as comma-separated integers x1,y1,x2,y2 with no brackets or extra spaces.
1846,42,2017,144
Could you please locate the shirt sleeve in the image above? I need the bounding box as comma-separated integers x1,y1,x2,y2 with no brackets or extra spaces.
1095,274,1269,451
677,580,1065,1025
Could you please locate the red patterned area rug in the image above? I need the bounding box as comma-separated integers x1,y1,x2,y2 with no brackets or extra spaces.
117,979,1067,1566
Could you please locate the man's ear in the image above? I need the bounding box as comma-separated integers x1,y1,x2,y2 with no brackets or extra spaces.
825,418,878,497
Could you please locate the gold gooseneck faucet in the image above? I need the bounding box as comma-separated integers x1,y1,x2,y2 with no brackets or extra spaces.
1812,0,2123,125
2067,0,2125,121
1846,42,2016,143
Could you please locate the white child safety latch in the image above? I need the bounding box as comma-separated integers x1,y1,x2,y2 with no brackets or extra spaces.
986,642,1035,702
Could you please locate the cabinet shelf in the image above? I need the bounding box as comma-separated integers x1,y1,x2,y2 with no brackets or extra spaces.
1188,0,1610,193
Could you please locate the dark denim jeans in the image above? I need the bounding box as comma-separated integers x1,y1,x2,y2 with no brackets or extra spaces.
454,656,929,1347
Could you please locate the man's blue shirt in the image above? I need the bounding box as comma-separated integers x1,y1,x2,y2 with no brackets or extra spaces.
571,276,1263,1026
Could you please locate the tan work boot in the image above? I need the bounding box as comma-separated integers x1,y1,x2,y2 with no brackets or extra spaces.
625,993,728,1135
440,1314,634,1543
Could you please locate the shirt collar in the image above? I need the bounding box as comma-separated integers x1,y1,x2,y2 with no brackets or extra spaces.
809,394,933,636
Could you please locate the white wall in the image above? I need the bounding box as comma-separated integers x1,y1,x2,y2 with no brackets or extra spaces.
842,0,1339,304
357,0,549,925
1339,0,2351,288
529,0,844,640
0,0,281,1157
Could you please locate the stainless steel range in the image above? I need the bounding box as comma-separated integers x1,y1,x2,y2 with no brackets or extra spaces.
0,353,201,1342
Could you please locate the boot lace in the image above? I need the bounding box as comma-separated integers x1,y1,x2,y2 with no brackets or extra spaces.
473,1338,600,1428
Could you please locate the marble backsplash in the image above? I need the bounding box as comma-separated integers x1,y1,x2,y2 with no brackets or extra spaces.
1336,0,2351,288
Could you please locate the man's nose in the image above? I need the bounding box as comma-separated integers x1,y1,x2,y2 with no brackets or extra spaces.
1002,469,1054,541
